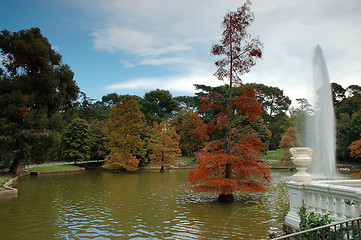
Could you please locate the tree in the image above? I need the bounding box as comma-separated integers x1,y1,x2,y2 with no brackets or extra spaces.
174,96,199,111
61,118,92,163
348,138,361,159
170,108,208,156
148,121,181,172
0,28,80,175
279,127,301,161
187,1,270,202
245,83,291,149
335,94,361,119
337,111,361,161
140,89,179,124
331,82,346,108
73,94,111,122
89,119,108,160
101,93,122,106
103,95,145,171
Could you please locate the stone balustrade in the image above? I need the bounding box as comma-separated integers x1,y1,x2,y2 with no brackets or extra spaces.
284,147,361,231
285,178,361,230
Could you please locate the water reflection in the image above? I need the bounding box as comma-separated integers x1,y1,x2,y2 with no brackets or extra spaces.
0,169,292,239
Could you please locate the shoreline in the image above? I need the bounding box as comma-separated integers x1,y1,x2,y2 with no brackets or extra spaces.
0,166,85,197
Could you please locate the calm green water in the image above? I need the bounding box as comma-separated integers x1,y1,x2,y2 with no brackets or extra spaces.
0,169,292,240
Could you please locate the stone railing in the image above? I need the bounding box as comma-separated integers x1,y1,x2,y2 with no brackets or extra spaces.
285,179,361,229
284,147,361,230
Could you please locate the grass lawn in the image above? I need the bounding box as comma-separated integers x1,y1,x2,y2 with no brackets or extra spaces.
0,174,13,191
261,150,295,168
25,165,82,172
262,150,283,161
144,156,195,168
176,156,195,167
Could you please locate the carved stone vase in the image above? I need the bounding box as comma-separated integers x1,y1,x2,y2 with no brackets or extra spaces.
289,147,313,182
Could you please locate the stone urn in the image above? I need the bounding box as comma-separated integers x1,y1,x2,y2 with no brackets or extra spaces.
289,147,313,182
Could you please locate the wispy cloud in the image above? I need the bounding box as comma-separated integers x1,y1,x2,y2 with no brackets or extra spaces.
104,69,221,96
138,57,204,66
92,27,191,57
77,0,361,99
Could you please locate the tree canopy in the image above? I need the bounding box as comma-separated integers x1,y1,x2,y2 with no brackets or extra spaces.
103,95,145,171
148,121,181,172
0,28,80,174
140,89,178,124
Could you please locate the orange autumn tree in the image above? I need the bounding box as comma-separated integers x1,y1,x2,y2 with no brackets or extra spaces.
148,121,181,172
103,95,145,171
187,1,270,202
349,138,361,159
348,138,361,179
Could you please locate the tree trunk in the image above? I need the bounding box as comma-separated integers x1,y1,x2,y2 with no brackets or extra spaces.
160,160,164,172
218,163,234,202
218,193,234,202
225,163,231,179
9,158,21,176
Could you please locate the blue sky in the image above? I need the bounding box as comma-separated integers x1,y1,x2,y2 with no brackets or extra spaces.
1,0,361,105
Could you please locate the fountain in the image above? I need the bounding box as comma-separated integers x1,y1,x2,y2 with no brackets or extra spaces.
305,44,338,178
283,46,361,231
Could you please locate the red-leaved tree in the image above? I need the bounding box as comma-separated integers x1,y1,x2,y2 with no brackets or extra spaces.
187,1,270,202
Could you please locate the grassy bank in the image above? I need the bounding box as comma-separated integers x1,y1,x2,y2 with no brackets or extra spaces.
262,150,294,168
0,174,13,191
25,165,81,172
142,156,196,169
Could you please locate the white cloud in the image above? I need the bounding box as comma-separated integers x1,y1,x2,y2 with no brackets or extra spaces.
104,69,221,96
86,0,361,99
92,27,156,54
138,57,204,66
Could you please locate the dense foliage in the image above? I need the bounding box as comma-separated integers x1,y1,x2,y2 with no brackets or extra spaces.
61,118,92,162
102,95,146,171
148,121,181,172
0,28,80,174
170,109,208,156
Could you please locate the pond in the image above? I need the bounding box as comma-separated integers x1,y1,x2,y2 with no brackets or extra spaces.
0,169,292,239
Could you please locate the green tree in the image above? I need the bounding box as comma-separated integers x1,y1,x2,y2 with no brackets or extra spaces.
174,96,199,111
74,94,110,122
61,118,92,163
103,95,145,171
101,92,122,106
170,108,208,156
148,121,181,172
245,83,291,150
0,28,79,175
89,119,108,160
140,89,178,124
331,82,346,108
337,111,361,161
335,94,361,119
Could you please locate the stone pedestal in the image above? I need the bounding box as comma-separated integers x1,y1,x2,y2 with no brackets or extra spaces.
290,147,313,182
284,147,313,230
